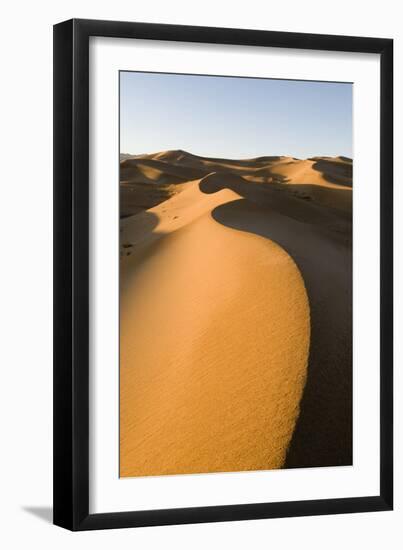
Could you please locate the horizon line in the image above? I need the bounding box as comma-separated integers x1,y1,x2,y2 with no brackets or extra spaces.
119,148,353,162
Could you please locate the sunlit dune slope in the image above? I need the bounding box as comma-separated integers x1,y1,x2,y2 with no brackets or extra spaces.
120,179,310,477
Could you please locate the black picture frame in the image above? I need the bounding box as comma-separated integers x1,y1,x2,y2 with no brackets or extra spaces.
53,18,393,531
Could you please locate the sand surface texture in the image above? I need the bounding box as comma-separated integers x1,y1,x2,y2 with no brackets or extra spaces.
120,151,352,476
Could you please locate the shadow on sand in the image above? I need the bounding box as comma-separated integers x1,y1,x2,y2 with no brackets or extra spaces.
311,158,353,187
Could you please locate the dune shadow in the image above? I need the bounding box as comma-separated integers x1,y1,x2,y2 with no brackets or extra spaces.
285,183,352,220
120,210,160,240
200,172,352,229
120,183,177,218
120,210,164,296
211,198,352,469
311,159,353,187
120,210,161,271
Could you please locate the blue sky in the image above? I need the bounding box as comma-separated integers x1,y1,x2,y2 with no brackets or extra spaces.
120,71,352,159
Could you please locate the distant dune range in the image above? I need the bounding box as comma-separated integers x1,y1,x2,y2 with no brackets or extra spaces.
119,150,352,477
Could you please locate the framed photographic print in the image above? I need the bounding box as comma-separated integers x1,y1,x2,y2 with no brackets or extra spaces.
53,19,393,530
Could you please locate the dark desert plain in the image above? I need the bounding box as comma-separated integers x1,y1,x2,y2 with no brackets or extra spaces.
119,149,352,477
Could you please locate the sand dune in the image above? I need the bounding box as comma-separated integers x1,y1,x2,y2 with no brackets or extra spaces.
120,180,310,476
269,157,352,213
120,151,352,476
120,150,352,217
120,157,207,217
